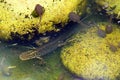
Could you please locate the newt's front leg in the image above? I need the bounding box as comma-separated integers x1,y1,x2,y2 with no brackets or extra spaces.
35,56,46,65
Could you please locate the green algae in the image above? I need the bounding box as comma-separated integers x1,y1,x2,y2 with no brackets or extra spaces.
0,43,73,80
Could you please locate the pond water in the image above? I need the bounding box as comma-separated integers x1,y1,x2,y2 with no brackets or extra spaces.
0,14,113,80
0,42,74,80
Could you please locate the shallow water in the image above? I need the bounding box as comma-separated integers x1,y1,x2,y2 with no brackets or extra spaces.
0,42,74,80
0,14,113,80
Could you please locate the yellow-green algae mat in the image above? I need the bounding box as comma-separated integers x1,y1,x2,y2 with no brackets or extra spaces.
0,0,86,40
61,23,120,80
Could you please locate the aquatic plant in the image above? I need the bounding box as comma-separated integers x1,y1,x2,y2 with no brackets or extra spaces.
61,23,120,80
0,0,87,40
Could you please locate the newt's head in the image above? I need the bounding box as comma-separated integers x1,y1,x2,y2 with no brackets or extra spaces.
19,50,37,60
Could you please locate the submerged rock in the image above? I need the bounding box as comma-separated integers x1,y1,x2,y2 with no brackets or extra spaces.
61,23,120,80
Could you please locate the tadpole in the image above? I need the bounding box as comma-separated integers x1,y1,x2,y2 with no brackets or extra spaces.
105,24,113,34
105,15,113,34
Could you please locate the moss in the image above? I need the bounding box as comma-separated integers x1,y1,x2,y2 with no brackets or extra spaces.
61,23,120,80
0,0,87,40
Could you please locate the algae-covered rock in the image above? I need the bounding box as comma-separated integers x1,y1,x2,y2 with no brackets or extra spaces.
0,0,87,40
94,0,120,18
61,23,120,80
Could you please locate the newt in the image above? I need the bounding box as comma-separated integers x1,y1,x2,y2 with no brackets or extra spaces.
19,12,89,61
19,25,75,60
